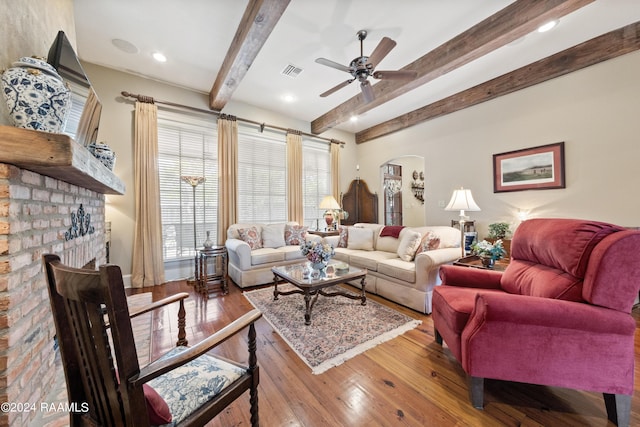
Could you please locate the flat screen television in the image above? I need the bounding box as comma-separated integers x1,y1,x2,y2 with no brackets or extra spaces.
47,30,102,146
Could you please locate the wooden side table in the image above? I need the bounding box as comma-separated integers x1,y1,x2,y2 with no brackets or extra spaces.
198,246,228,297
307,229,340,238
454,255,509,272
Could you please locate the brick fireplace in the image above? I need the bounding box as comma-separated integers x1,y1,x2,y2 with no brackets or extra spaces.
0,126,125,426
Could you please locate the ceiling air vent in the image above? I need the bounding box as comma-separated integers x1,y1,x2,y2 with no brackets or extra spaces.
281,64,303,78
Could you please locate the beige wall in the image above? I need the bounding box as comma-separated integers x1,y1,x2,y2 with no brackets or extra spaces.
0,0,75,126
356,50,640,239
82,63,356,277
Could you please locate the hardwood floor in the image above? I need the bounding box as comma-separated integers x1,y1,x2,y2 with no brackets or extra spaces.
134,281,640,427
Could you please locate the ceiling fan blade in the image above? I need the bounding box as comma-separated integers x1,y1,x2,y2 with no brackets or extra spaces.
315,57,352,73
372,70,417,80
360,80,374,103
366,37,396,68
320,79,354,97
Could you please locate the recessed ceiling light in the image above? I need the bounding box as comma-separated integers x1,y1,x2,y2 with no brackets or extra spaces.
152,52,167,63
349,115,358,122
111,38,139,54
537,20,558,33
281,94,296,103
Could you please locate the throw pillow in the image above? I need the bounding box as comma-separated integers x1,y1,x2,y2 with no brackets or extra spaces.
379,225,405,238
347,227,374,251
285,224,308,245
262,223,286,248
238,226,263,250
397,230,423,261
115,370,172,424
337,226,348,248
143,384,173,424
415,231,441,256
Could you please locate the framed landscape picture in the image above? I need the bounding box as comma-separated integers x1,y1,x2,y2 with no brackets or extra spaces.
493,142,565,193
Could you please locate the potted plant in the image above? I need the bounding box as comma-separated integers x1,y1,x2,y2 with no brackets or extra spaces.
487,222,511,257
487,222,511,240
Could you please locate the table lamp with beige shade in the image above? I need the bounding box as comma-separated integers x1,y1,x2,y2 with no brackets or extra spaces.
445,187,481,257
319,195,341,230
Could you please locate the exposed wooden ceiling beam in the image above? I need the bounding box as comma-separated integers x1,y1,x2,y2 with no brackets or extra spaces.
355,21,640,144
209,0,291,111
311,0,594,135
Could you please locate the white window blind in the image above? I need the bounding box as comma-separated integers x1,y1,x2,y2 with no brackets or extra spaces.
303,139,331,229
62,80,90,140
157,110,218,261
237,124,287,223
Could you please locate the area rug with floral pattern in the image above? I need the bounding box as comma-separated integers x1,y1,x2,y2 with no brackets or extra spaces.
243,284,421,375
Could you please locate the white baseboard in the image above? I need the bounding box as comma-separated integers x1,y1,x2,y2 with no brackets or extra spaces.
122,259,196,289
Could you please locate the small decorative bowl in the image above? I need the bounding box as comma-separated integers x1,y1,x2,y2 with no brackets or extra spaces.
88,142,116,170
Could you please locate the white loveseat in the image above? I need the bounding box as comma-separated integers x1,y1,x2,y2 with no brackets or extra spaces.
225,221,462,314
225,222,309,288
324,223,461,314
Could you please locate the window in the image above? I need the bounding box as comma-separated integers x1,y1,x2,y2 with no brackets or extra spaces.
303,139,331,229
157,110,217,261
237,123,287,223
62,80,89,140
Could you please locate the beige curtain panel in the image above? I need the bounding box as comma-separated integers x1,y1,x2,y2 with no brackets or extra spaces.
217,115,239,245
131,101,166,287
286,130,304,225
74,88,102,147
331,141,341,201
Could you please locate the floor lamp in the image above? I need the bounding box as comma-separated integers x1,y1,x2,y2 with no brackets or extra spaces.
445,187,481,257
181,175,206,285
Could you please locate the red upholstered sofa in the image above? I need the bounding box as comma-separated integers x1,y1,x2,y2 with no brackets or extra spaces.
432,218,640,426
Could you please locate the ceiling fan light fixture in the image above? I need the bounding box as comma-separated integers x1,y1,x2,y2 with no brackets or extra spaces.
537,20,558,33
315,29,415,103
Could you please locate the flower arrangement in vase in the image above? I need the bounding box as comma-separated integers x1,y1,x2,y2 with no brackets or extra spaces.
300,240,335,270
471,239,506,268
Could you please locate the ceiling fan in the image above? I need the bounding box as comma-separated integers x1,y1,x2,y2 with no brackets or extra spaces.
315,30,417,103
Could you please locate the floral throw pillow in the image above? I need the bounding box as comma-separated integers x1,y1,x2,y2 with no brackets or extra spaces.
285,224,308,245
238,226,263,250
415,231,440,256
337,226,348,248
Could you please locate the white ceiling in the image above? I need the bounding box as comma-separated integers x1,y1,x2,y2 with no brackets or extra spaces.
73,0,640,135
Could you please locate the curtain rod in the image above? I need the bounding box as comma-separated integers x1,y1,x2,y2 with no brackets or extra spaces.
120,91,345,146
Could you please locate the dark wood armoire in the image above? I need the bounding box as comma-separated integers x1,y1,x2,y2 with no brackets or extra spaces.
340,179,378,225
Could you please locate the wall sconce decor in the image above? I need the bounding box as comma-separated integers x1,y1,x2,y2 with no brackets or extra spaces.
411,170,425,204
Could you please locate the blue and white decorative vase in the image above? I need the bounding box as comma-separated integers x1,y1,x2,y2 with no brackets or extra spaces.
1,56,71,133
88,142,116,170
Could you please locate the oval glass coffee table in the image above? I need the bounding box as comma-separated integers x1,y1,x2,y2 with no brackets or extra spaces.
271,262,367,325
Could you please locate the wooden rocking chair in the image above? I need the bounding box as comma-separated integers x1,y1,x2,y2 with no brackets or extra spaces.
43,254,262,426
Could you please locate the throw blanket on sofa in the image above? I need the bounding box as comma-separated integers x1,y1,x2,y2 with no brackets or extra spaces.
380,225,405,238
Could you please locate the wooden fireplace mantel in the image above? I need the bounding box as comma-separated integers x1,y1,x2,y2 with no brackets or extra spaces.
0,125,125,195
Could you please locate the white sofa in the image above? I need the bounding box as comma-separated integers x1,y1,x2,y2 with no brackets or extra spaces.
324,223,461,314
225,221,462,314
